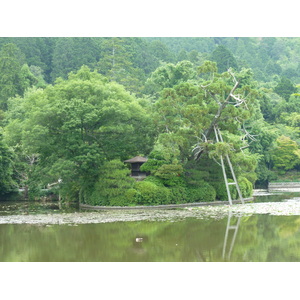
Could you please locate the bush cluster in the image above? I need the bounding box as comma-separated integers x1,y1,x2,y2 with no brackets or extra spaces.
130,181,172,205
83,159,253,207
186,181,216,202
124,178,216,206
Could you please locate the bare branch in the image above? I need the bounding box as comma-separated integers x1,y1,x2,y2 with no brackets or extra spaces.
211,155,222,167
228,68,238,85
200,73,215,88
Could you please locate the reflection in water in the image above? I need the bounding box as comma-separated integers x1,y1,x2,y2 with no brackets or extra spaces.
1,214,300,262
3,197,300,261
222,210,241,261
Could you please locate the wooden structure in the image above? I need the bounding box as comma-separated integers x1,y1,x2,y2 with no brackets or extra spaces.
124,156,148,180
214,125,244,205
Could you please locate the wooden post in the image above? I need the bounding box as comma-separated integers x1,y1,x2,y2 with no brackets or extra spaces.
214,126,232,205
214,125,244,205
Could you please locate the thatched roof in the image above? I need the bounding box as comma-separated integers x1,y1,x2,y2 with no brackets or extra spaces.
124,156,148,163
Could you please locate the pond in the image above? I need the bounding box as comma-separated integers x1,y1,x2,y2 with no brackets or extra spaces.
1,192,300,262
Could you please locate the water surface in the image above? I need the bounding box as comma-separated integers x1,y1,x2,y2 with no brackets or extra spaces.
1,193,300,262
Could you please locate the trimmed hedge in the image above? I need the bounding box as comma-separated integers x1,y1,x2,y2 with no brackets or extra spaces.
169,186,188,204
186,181,216,202
132,181,172,205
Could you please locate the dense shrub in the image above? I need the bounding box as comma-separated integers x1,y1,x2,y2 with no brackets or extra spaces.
162,175,186,187
134,181,172,205
145,170,186,188
154,164,184,179
124,188,139,205
169,186,188,204
238,176,253,198
184,168,210,186
211,179,237,201
186,181,216,202
212,182,227,201
109,196,129,206
139,150,166,173
143,175,165,186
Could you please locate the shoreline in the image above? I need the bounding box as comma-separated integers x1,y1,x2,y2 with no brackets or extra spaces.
79,197,254,210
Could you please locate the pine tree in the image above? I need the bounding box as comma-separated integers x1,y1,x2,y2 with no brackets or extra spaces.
0,43,25,110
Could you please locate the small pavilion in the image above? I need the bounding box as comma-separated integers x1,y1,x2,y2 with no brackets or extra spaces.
124,156,148,180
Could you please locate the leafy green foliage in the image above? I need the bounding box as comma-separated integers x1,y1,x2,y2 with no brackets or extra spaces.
169,186,188,204
4,66,154,202
51,37,99,82
274,77,297,101
143,175,164,186
97,37,144,93
144,60,197,96
3,37,300,204
186,182,216,202
133,181,172,205
0,132,16,195
87,159,135,206
211,45,238,73
0,43,36,110
154,164,183,181
238,177,253,198
271,136,300,174
211,179,237,201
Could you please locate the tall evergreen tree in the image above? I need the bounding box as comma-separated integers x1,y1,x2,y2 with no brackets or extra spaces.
51,37,99,82
211,45,238,73
97,37,146,93
0,132,16,195
274,77,297,101
0,43,26,110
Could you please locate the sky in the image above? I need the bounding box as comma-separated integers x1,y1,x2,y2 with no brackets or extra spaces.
1,0,299,37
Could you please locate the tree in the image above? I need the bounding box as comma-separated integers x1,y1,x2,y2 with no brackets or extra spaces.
265,61,282,76
148,40,175,63
0,131,16,195
247,120,279,186
88,159,135,206
273,77,297,101
271,136,300,174
29,65,47,88
97,37,145,93
211,45,238,73
0,43,25,110
146,61,259,194
193,66,258,160
144,60,197,97
177,49,188,61
0,43,40,111
4,66,155,201
51,37,99,81
19,64,39,91
6,37,56,83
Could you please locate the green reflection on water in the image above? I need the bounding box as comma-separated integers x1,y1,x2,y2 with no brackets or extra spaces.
0,201,78,216
1,213,300,262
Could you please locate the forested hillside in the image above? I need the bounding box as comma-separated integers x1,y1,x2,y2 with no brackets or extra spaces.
1,37,300,205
